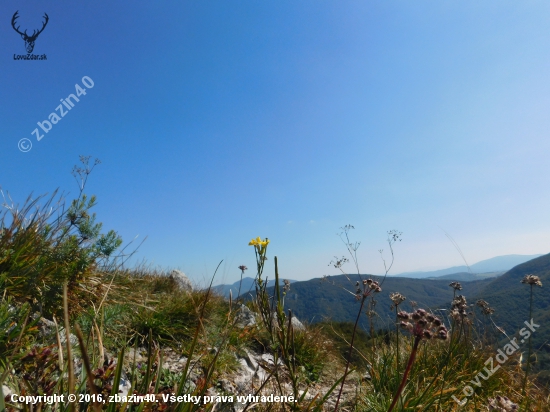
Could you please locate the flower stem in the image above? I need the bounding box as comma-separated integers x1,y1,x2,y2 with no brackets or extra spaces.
333,295,366,412
522,284,534,395
395,310,400,374
388,336,421,412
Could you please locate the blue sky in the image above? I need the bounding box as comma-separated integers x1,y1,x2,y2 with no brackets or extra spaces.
1,1,549,285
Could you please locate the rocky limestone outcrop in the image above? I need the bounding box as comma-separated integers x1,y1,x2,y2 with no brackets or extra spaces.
169,269,193,291
235,304,256,328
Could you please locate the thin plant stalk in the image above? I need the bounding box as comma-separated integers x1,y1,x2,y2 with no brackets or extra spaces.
63,282,75,412
388,336,421,412
522,283,534,395
395,310,399,374
333,295,367,411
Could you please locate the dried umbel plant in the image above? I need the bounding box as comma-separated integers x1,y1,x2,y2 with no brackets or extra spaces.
521,274,542,287
476,299,489,308
389,292,406,308
450,294,471,324
487,395,518,411
476,299,495,315
449,281,463,291
388,309,448,412
481,306,495,315
354,278,382,300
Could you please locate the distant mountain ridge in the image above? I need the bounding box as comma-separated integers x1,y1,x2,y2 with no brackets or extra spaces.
252,252,550,380
391,254,542,279
213,277,296,298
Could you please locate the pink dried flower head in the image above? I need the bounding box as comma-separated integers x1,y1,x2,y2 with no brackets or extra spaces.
238,265,248,272
416,308,426,317
400,321,413,332
449,281,463,291
399,307,447,341
487,395,518,411
375,286,382,293
476,299,489,308
521,274,542,287
397,311,410,320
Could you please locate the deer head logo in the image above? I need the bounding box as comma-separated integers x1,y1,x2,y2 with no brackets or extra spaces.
11,11,49,54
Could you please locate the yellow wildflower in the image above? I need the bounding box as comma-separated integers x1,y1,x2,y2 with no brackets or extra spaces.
248,237,269,252
249,237,262,246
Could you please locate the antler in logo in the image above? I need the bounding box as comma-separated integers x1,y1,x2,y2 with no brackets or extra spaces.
11,11,49,54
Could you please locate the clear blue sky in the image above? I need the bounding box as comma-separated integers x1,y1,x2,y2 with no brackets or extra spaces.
2,1,549,285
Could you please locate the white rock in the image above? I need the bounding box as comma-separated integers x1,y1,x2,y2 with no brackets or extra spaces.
2,385,12,397
170,270,193,291
271,312,305,331
235,304,256,328
118,378,131,396
290,316,305,330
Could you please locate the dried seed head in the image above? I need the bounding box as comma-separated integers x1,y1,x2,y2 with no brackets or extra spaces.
476,299,489,308
389,292,406,306
521,274,542,287
422,330,432,340
449,281,462,291
482,306,495,315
